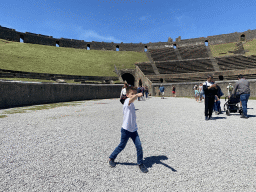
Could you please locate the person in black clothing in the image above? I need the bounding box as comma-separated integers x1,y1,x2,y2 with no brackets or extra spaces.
203,75,218,120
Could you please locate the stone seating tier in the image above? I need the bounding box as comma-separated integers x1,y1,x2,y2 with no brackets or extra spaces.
136,63,155,75
216,55,256,70
177,45,209,60
148,74,256,83
154,59,214,74
148,47,178,61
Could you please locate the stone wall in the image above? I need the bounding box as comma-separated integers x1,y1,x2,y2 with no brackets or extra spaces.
134,66,153,91
151,80,256,97
22,32,56,46
0,26,19,42
0,80,123,109
1,25,256,51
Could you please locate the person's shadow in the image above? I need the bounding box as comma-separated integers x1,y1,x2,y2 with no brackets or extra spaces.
116,155,177,172
144,155,177,172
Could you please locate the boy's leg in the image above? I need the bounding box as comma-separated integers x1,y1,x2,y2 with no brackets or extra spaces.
130,131,143,165
109,128,130,160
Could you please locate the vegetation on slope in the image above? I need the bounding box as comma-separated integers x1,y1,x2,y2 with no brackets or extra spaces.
209,42,237,57
0,39,149,77
244,39,256,56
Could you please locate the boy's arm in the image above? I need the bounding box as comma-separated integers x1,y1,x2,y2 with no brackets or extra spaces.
129,93,143,105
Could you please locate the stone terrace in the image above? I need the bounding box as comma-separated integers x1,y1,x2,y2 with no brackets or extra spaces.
0,97,256,191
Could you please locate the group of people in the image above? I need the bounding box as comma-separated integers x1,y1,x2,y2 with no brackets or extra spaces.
137,85,149,101
159,85,176,99
110,75,251,174
203,74,250,120
194,83,205,102
120,83,149,104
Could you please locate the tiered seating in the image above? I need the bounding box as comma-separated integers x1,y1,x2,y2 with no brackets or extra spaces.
216,55,256,70
136,63,155,75
178,45,209,59
223,74,256,80
148,76,206,83
148,47,178,61
154,59,214,74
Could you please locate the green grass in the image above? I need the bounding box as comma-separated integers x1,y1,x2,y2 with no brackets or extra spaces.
0,100,85,116
244,39,256,56
0,77,123,84
210,42,237,57
0,39,149,77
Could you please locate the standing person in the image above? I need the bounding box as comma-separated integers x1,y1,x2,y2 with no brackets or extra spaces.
159,84,165,99
172,85,176,97
214,84,224,114
141,86,145,101
137,85,142,101
120,83,128,104
194,87,200,102
108,87,148,173
203,75,218,120
227,83,234,97
193,85,198,100
199,83,204,102
233,74,250,119
145,86,149,99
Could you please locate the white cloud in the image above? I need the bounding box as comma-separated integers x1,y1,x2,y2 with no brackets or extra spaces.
42,19,122,43
77,28,122,43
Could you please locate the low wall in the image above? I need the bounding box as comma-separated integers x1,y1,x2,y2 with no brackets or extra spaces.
0,81,122,109
151,80,256,97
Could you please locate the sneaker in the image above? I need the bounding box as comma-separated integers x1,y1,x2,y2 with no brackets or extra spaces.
240,115,248,119
205,116,208,121
109,158,116,168
138,164,148,173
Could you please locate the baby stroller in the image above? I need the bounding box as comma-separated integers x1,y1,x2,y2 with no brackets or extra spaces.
223,94,243,116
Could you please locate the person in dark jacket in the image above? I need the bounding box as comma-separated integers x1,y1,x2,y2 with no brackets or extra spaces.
213,84,223,115
203,75,218,120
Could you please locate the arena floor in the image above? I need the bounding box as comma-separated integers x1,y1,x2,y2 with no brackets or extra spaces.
1,97,256,191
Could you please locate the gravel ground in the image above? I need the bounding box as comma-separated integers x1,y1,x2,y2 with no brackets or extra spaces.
0,96,256,192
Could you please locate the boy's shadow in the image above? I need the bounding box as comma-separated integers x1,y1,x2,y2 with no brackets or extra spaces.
144,155,177,172
116,155,177,172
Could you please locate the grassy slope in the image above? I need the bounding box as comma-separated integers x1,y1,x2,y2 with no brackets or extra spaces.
210,40,256,57
244,39,256,56
0,39,149,77
209,42,237,57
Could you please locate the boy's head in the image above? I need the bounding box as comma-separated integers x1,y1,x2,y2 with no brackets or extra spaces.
126,86,137,98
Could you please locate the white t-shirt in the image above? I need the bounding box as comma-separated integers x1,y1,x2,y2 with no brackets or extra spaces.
120,88,126,96
122,98,138,132
203,81,213,87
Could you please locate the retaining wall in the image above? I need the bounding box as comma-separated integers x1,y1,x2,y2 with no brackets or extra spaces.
151,80,256,97
0,81,122,109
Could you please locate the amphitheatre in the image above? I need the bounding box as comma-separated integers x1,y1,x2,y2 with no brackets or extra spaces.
1,25,256,108
1,24,256,191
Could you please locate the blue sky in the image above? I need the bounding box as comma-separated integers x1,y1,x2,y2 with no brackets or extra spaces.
1,0,256,43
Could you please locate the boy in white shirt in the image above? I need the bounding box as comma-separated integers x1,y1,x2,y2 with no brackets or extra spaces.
109,86,148,173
